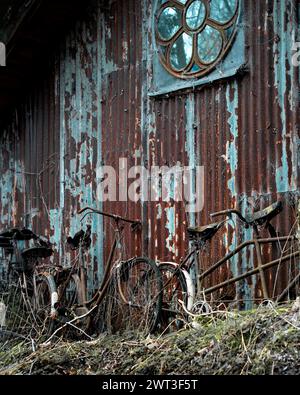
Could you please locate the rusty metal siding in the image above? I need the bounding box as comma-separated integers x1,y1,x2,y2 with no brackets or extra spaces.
0,0,299,302
100,0,144,266
144,0,299,302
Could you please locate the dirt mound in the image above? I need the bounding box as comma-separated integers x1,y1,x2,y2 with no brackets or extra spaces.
1,302,300,375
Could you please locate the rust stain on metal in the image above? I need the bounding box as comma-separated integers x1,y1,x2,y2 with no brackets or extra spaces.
0,0,299,302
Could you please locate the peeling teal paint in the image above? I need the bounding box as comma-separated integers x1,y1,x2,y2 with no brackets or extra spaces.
101,8,119,76
49,208,62,252
223,223,238,283
13,160,25,195
240,198,255,310
0,131,25,227
184,94,198,280
273,0,296,192
59,13,104,292
225,81,239,199
165,206,176,254
225,81,240,296
156,204,162,220
58,41,66,265
0,170,13,225
134,149,141,160
169,173,175,201
93,4,104,285
185,94,197,227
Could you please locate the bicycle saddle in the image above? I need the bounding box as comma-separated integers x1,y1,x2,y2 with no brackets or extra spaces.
187,221,225,242
67,225,91,250
0,236,12,248
21,247,53,260
246,201,283,226
0,228,37,240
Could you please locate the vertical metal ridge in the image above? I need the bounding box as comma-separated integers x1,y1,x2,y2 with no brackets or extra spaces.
0,0,298,301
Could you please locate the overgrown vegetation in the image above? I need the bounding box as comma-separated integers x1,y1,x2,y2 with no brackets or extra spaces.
1,301,300,375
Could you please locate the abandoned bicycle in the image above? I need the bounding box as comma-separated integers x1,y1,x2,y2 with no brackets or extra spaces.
158,201,300,328
0,228,54,342
37,207,163,339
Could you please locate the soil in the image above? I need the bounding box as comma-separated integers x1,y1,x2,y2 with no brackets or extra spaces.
1,302,300,375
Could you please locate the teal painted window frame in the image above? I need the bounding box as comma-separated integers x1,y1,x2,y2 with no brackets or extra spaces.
150,0,246,96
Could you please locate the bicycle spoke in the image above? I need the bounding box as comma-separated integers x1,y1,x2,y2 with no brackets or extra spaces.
116,258,163,334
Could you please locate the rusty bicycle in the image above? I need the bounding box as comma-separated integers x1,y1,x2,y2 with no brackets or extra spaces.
158,201,300,328
0,228,54,342
41,207,163,339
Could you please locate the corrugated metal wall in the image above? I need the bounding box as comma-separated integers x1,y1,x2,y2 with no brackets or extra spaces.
0,0,299,303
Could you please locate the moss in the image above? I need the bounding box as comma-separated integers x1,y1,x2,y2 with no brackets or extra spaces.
1,302,300,375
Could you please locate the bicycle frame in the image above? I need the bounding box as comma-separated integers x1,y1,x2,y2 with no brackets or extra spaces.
199,235,299,298
62,209,163,335
85,224,125,308
183,234,299,302
71,208,141,310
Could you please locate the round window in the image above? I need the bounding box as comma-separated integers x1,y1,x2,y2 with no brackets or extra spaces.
155,0,240,79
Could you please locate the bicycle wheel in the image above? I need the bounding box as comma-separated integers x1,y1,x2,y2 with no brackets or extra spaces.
117,257,163,334
33,274,57,340
158,263,189,331
0,270,35,342
59,273,91,339
96,276,124,334
61,273,86,308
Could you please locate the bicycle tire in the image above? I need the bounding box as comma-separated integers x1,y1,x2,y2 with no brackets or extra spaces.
96,276,124,334
61,273,85,307
158,263,189,331
0,271,34,341
59,273,91,339
117,257,163,334
33,274,57,340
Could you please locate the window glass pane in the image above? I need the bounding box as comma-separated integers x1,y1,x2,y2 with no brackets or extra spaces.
186,1,206,30
158,7,182,41
198,26,223,64
210,0,237,24
170,33,193,70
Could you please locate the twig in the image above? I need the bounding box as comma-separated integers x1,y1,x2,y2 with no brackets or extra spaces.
270,304,300,330
28,359,37,375
178,299,238,319
42,305,98,345
240,329,252,364
66,321,93,340
31,338,36,353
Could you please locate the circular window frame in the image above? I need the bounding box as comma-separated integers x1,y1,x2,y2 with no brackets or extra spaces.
154,0,240,80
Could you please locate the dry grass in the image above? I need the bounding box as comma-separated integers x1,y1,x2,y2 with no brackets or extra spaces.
1,301,300,375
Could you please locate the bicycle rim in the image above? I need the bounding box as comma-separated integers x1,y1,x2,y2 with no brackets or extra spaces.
158,263,188,332
60,274,91,339
0,272,35,342
96,276,124,334
117,257,163,334
33,274,56,341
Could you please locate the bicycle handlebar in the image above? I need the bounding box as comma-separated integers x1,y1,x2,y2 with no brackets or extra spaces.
210,209,249,224
78,207,141,226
